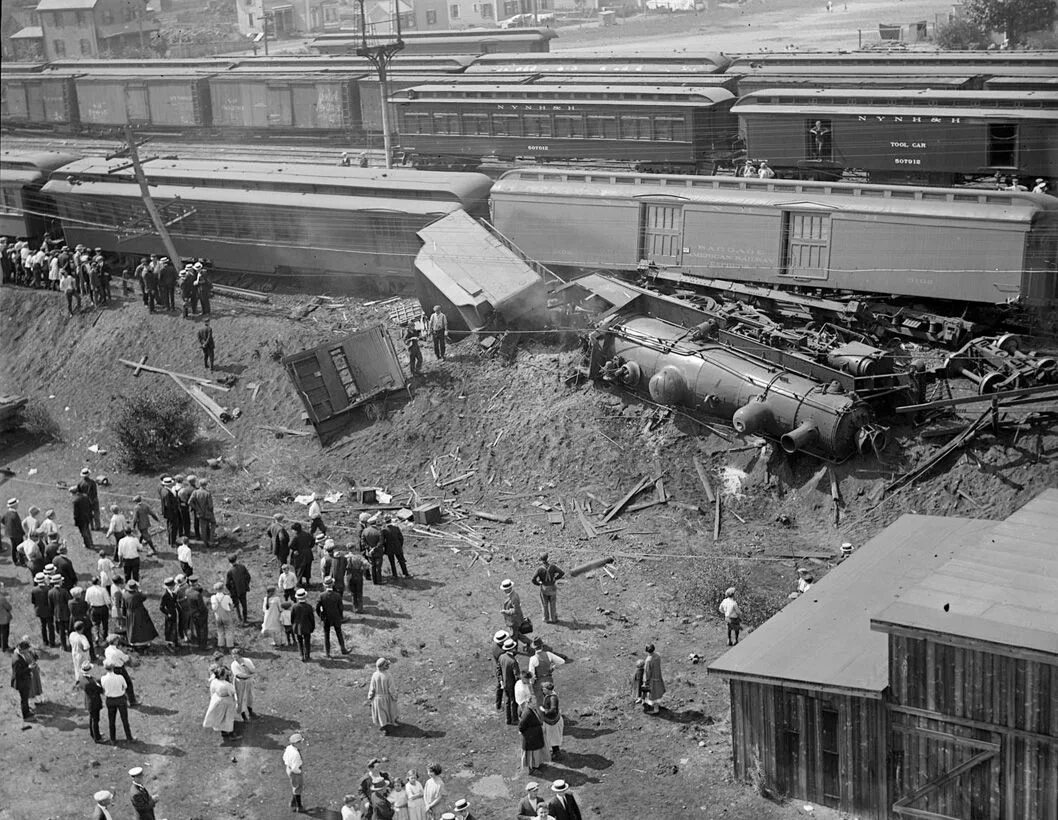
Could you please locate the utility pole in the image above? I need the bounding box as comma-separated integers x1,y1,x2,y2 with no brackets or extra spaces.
107,126,183,268
357,0,404,168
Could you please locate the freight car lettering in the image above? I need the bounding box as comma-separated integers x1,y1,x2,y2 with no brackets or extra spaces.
527,145,551,151
698,247,771,266
495,104,575,112
894,158,922,165
858,115,961,124
890,142,928,149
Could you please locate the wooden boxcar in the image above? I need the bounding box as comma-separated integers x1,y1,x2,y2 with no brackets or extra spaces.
41,159,494,290
391,84,738,171
312,28,556,55
208,68,365,133
0,151,77,240
733,89,1058,185
489,169,1058,306
0,67,78,127
464,50,731,76
71,69,213,129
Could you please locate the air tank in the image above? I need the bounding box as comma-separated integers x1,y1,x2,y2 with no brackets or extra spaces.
591,314,873,460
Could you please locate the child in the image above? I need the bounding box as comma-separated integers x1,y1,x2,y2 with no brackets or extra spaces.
278,564,298,601
104,505,127,550
279,601,294,646
97,551,114,590
177,536,194,577
631,659,647,707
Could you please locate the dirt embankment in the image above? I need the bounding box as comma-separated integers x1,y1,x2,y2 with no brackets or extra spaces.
1,285,1054,820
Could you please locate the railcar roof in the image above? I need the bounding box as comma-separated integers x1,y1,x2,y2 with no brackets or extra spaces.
872,490,1058,659
708,515,991,695
51,158,494,200
394,84,735,102
734,88,1058,118
727,51,1058,65
43,178,466,216
492,170,1056,222
0,151,80,180
466,52,729,72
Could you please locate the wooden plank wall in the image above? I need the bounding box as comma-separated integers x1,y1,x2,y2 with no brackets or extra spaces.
888,633,1058,820
727,680,887,819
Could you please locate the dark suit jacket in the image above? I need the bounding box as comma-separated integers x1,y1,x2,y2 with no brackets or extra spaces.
517,796,542,818
52,554,78,589
129,782,156,820
48,585,71,621
548,793,582,820
370,792,394,820
315,590,344,624
290,601,315,635
71,492,92,527
498,651,520,691
30,585,52,619
226,563,251,595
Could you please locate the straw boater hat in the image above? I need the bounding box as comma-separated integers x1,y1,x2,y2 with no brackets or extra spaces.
93,790,113,803
80,467,91,476
295,588,307,600
525,782,539,792
128,767,144,778
725,587,736,597
289,733,304,744
6,498,17,508
453,799,470,812
500,579,514,591
493,630,509,644
551,780,570,793
502,638,517,652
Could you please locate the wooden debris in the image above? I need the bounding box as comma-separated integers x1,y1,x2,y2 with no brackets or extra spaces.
670,500,704,514
470,509,513,524
257,424,312,438
170,374,235,438
436,470,475,489
623,495,669,515
713,491,721,542
601,475,657,524
886,408,992,494
214,283,271,303
693,457,715,503
573,499,597,538
569,556,615,577
828,467,842,526
118,358,229,390
957,489,983,509
730,509,746,524
602,565,617,580
132,355,148,376
547,511,565,526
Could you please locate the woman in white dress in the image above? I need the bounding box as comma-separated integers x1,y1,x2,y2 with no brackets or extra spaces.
367,657,399,734
405,770,426,820
389,777,409,820
260,585,283,647
423,763,445,820
69,621,92,684
202,665,239,743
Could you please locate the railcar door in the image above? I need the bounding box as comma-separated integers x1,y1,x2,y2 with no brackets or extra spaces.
781,210,831,280
639,202,683,266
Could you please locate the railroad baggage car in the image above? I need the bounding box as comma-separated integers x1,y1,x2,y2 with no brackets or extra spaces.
0,151,77,240
489,169,1058,306
73,69,213,128
733,89,1058,185
208,69,365,132
392,84,739,171
41,159,494,289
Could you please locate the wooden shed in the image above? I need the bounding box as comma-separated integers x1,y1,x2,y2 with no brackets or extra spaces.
709,489,1058,818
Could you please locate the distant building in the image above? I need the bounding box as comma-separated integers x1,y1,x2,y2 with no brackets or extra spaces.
709,489,1058,818
2,0,43,59
235,0,342,37
35,0,159,59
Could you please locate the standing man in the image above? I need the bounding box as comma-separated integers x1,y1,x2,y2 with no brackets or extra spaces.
186,576,209,650
361,520,384,585
48,577,72,651
501,579,531,649
197,318,216,371
130,496,159,553
530,553,564,625
498,637,520,726
91,790,115,819
195,264,212,316
3,499,26,563
719,587,742,646
642,644,666,715
809,120,830,160
283,733,306,814
70,487,94,550
31,572,56,647
142,256,159,313
102,664,134,742
491,630,510,713
382,516,410,579
157,256,176,310
315,578,350,657
85,577,111,647
290,588,315,663
428,304,449,361
344,547,367,614
159,578,180,651
211,582,236,651
547,781,582,820
230,647,256,720
225,554,251,625
104,637,138,706
80,663,105,743
117,528,143,583
403,322,423,375
176,476,194,539
189,479,215,548
157,476,180,548
307,495,326,538
77,468,101,531
128,767,156,819
268,514,291,567
528,637,565,706
289,523,314,588
11,638,37,719
52,544,78,590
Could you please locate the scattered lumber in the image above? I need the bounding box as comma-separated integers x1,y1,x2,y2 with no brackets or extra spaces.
693,457,715,503
623,495,669,515
885,408,992,494
118,359,229,390
436,470,475,489
573,499,597,538
670,500,704,514
257,424,312,438
569,556,615,577
132,355,148,376
170,375,235,438
713,491,721,542
470,509,513,524
213,283,271,303
600,474,658,524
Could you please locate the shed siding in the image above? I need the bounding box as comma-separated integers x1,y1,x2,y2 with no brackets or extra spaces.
727,681,887,819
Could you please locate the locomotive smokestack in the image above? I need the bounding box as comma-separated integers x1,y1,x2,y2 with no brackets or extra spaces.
780,421,819,454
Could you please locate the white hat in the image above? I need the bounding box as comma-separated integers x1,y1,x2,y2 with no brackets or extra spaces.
193,262,203,270
289,732,304,743
493,630,509,644
359,512,370,522
500,579,514,591
161,476,174,486
93,790,113,802
128,767,144,777
551,780,569,793
80,467,91,475
6,498,17,507
502,638,517,651
295,588,307,600
525,782,539,792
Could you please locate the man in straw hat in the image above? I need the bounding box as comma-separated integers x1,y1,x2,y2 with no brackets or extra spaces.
2,498,25,564
453,797,476,820
316,577,349,657
718,587,742,646
546,780,582,820
91,789,115,820
283,733,306,813
80,661,104,742
76,467,101,531
517,782,544,819
128,766,157,819
499,637,521,726
491,629,510,712
290,588,315,662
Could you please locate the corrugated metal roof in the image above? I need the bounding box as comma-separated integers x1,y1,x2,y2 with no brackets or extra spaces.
35,0,98,10
707,515,993,695
872,489,1058,658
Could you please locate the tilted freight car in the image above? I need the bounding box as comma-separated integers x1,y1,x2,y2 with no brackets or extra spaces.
391,83,739,172
43,159,494,290
489,169,1058,307
0,151,77,241
733,89,1058,185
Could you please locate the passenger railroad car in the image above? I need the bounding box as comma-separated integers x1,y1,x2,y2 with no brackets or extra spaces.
489,169,1058,306
0,151,77,241
392,84,739,171
733,89,1058,185
464,51,731,76
42,159,494,289
726,51,1058,78
311,27,557,55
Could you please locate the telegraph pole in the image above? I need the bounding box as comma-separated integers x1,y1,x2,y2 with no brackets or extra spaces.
107,126,183,269
357,0,404,168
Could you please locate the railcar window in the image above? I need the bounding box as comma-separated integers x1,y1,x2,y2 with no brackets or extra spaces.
432,113,459,134
463,113,489,135
621,116,651,141
586,115,617,139
492,114,521,136
987,124,1018,167
554,115,584,138
524,114,553,138
653,116,684,142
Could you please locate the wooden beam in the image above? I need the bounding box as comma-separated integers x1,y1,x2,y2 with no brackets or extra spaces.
132,355,148,376
118,358,229,390
693,456,715,502
713,490,721,542
600,474,655,524
170,374,235,438
892,749,996,812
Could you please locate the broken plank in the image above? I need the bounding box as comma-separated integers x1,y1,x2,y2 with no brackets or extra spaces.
600,474,657,524
118,359,229,390
574,500,597,538
730,509,746,524
713,491,721,542
185,382,230,420
132,355,148,376
470,509,513,524
623,495,669,515
693,457,715,503
436,470,475,489
670,500,704,514
170,374,235,438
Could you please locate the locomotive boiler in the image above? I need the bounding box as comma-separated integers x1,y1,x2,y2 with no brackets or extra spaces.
588,313,877,461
